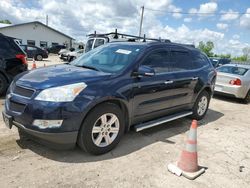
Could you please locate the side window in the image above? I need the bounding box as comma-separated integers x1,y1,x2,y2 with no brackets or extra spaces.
170,51,193,71
142,50,171,73
192,52,210,69
27,40,35,46
85,39,94,53
94,39,105,48
27,46,36,51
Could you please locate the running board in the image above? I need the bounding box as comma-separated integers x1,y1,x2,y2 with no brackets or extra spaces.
134,111,193,132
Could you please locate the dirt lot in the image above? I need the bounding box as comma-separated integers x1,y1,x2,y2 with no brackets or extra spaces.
0,55,250,188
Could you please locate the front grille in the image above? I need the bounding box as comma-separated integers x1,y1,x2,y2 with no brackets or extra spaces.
9,100,26,113
12,84,35,98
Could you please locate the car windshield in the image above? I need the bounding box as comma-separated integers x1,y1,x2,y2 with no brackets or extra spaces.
71,43,145,73
217,66,249,76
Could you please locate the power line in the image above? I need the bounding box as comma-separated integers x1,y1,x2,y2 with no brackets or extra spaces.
144,7,250,16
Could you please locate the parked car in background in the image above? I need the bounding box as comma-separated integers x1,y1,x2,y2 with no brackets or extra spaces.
59,48,75,61
209,57,231,68
67,49,84,62
0,33,28,95
20,45,48,61
3,40,216,155
46,44,66,54
215,64,250,103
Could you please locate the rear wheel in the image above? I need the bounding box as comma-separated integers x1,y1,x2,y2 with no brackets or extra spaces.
191,90,210,120
36,54,43,61
0,74,8,96
77,103,125,155
243,90,250,104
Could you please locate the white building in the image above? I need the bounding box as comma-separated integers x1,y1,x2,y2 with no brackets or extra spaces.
0,21,74,48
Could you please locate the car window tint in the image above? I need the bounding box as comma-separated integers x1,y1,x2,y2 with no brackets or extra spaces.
85,39,94,53
94,39,105,48
217,66,248,76
27,46,36,50
192,52,209,68
0,36,20,58
170,51,192,71
142,50,171,73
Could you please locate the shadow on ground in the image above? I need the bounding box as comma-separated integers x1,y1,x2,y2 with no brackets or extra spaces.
16,109,224,163
213,94,246,104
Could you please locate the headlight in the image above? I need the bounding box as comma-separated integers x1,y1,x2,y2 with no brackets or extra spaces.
35,82,87,102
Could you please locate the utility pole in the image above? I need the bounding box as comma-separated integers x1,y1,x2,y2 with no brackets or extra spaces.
139,6,144,37
46,15,48,26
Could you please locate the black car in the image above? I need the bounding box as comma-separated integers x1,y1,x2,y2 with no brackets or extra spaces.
0,33,28,95
210,57,231,67
46,45,66,54
20,45,48,61
3,41,216,155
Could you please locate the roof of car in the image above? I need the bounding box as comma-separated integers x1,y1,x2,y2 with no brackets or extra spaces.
107,41,198,52
222,63,250,69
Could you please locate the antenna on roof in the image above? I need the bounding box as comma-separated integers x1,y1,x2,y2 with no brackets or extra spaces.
114,29,118,39
94,31,96,37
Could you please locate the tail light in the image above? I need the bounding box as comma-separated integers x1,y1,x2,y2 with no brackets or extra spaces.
229,78,241,86
16,54,27,65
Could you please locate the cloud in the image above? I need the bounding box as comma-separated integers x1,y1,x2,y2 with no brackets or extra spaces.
220,9,239,21
216,23,228,30
240,8,250,29
189,2,218,16
232,34,240,40
183,18,192,23
0,0,249,56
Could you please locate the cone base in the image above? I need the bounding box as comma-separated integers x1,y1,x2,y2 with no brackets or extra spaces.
168,163,205,180
182,167,205,180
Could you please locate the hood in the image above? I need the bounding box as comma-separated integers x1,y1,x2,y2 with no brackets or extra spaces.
16,64,111,90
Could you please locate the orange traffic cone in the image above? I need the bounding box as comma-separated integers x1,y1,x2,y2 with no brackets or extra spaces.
32,58,37,69
167,120,205,180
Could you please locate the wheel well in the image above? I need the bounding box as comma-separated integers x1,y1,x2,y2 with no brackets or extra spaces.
204,87,212,97
84,99,130,133
0,71,10,84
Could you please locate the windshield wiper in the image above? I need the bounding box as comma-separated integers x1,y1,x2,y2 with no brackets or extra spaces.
75,65,101,72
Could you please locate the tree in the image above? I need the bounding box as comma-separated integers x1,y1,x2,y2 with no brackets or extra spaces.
243,47,250,60
0,20,12,24
198,41,214,57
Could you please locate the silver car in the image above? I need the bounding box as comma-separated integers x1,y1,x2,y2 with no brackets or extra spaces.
215,64,250,103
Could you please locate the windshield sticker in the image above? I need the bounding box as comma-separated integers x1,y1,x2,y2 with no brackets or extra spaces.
116,49,132,55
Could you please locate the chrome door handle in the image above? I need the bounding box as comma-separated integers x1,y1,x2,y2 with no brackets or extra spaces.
192,77,199,80
164,80,174,84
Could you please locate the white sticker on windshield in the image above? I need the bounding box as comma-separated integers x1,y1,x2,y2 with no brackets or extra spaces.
116,49,132,55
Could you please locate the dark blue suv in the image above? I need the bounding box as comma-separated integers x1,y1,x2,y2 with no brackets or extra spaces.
3,42,216,155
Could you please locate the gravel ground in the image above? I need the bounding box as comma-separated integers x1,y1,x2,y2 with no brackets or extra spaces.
0,55,249,187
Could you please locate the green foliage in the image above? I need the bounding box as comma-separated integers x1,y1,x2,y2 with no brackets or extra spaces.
198,41,214,57
213,54,231,59
0,20,12,24
232,55,248,62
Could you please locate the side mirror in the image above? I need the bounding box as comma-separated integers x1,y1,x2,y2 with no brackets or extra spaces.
133,65,155,77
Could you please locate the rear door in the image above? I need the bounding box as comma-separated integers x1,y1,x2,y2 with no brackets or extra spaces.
168,48,199,106
132,48,183,123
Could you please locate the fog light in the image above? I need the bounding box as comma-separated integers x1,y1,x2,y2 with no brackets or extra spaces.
33,120,63,129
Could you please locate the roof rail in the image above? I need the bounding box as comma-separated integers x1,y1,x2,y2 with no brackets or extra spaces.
87,29,171,43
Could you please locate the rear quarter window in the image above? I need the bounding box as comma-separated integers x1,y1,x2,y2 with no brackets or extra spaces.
217,66,249,76
192,52,210,69
0,36,23,58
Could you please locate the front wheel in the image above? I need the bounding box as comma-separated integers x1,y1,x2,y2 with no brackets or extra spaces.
36,54,43,61
191,90,210,120
77,103,125,155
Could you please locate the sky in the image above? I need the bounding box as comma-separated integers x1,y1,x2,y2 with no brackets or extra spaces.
0,0,250,56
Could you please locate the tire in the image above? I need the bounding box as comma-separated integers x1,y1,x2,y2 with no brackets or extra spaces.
36,54,43,61
0,74,8,96
191,90,210,120
243,90,250,104
77,103,125,155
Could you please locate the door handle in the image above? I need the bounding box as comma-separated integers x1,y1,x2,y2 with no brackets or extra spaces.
192,77,199,80
164,80,174,84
